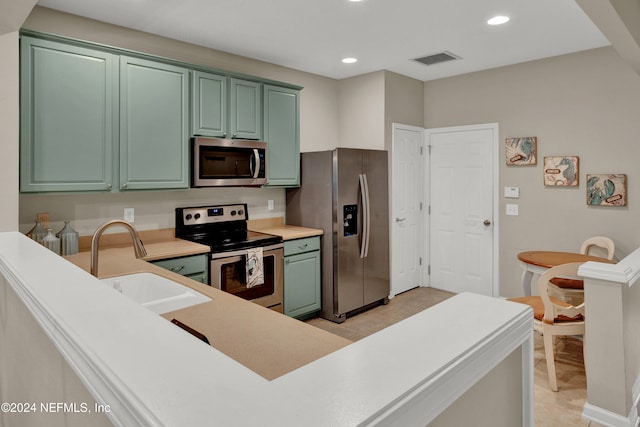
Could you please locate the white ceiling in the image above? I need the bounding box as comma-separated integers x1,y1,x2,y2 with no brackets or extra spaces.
36,0,611,81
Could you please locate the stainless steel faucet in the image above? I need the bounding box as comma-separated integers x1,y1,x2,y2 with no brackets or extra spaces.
90,220,147,277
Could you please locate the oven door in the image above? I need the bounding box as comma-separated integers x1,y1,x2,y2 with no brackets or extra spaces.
210,244,283,310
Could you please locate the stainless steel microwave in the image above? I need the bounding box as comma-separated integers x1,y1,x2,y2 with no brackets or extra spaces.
192,137,267,187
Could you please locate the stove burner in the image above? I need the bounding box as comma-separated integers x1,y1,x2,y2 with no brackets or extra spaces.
175,203,282,252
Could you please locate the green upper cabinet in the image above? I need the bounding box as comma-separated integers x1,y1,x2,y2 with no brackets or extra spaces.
20,36,117,192
263,85,300,187
20,32,302,193
230,78,262,140
119,56,189,190
191,70,227,137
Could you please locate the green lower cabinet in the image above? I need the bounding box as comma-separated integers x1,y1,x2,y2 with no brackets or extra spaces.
284,237,321,319
151,254,209,285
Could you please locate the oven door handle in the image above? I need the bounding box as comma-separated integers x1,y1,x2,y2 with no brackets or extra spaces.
209,243,284,260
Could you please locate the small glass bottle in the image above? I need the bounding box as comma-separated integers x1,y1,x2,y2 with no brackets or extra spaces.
41,228,61,255
28,220,48,243
57,221,79,256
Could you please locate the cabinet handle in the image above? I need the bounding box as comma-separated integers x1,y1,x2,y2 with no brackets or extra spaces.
107,184,112,189
122,183,127,189
170,265,185,273
298,243,308,250
285,259,290,265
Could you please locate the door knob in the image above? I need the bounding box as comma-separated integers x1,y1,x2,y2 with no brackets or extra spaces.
395,217,406,223
483,219,492,226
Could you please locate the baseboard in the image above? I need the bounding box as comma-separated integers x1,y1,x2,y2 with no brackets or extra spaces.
583,397,640,427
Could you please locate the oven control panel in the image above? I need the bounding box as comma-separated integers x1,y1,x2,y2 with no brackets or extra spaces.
178,204,247,226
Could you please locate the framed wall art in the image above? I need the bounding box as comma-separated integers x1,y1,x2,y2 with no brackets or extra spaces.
505,137,537,165
586,174,627,206
544,156,579,186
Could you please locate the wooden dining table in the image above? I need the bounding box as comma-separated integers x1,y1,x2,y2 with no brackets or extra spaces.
517,251,615,295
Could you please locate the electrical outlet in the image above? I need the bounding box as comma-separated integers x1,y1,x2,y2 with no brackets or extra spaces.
124,208,135,222
36,212,50,228
268,200,274,211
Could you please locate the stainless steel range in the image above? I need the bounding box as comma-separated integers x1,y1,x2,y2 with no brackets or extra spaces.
175,204,284,312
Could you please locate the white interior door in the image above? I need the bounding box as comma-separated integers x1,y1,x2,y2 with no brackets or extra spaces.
390,124,424,298
427,124,498,296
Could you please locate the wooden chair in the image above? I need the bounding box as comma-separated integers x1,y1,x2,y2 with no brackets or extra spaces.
509,262,585,391
549,236,615,304
580,236,615,260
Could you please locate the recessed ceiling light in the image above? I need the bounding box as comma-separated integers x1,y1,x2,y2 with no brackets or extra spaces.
487,15,510,26
342,57,358,64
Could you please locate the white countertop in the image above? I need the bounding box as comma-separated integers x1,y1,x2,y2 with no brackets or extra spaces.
0,232,532,426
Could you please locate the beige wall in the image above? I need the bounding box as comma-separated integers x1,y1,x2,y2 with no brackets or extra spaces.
338,71,386,150
0,32,19,232
424,46,640,297
384,71,424,150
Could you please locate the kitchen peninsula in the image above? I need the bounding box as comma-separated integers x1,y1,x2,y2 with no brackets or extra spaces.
0,232,533,426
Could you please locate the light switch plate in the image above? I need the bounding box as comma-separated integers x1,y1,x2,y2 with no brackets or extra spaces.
267,200,274,211
504,187,520,198
506,204,519,216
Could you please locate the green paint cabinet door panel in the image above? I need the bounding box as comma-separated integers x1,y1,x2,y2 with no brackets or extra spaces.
230,78,262,140
192,70,227,137
120,56,189,190
20,37,116,192
263,85,300,187
151,254,209,285
284,237,321,319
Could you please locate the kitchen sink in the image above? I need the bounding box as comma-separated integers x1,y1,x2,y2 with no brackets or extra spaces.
100,272,211,315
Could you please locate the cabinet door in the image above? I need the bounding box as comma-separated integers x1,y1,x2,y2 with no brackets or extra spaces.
191,70,227,137
120,56,189,190
151,254,209,285
284,250,321,318
20,37,117,192
263,85,300,187
230,78,262,140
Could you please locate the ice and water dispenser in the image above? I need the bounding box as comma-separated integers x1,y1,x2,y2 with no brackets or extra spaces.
343,204,358,236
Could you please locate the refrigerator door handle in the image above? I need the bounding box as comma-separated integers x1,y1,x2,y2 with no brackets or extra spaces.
359,174,371,258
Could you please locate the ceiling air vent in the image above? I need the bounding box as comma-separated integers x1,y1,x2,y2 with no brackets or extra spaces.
413,51,461,66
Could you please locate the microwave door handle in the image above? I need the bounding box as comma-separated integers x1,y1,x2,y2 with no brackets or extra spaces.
251,149,260,179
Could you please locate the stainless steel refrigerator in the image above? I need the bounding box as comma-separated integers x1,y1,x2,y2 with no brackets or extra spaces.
286,148,389,323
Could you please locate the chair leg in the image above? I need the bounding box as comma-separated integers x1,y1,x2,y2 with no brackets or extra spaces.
543,330,559,391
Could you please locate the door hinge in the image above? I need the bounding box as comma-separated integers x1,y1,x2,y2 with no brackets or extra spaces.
428,205,431,215
420,146,424,155
420,202,423,210
428,265,431,275
428,145,432,154
419,257,422,266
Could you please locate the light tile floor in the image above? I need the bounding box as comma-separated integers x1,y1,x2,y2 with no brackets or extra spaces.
306,287,601,427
